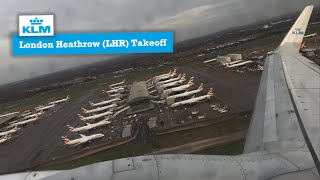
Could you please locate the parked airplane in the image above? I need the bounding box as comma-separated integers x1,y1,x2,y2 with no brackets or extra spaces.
105,92,122,98
161,77,195,98
78,110,113,121
203,58,216,63
154,69,176,79
156,73,185,86
48,95,70,105
109,79,125,89
0,135,11,144
158,76,187,92
166,83,203,104
0,112,19,118
1,5,319,180
304,33,317,38
21,111,43,120
35,104,56,112
102,87,125,94
225,60,253,68
66,120,111,133
154,69,177,83
0,127,20,136
0,127,20,137
170,88,214,108
81,104,117,114
226,60,243,65
89,98,120,106
62,133,104,146
7,116,39,128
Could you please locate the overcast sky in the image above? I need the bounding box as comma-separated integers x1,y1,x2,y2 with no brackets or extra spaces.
0,0,319,85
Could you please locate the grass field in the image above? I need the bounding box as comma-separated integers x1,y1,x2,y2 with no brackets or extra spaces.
37,115,250,170
192,140,245,155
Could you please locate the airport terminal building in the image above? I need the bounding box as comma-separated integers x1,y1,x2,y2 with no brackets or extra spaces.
126,81,154,115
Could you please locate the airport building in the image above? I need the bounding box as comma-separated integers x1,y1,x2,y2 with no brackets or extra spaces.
126,81,155,115
227,54,242,61
216,56,231,64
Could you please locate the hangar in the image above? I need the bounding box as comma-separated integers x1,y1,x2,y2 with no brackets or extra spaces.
127,81,154,115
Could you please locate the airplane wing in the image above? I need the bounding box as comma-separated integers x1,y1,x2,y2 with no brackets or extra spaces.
244,5,320,172
79,134,87,139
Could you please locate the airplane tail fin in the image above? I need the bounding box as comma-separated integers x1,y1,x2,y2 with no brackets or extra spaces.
66,125,75,132
3,135,11,140
66,95,70,100
188,77,194,85
61,136,70,144
13,127,20,131
78,114,85,120
278,5,314,53
198,83,204,90
171,69,177,76
180,74,187,82
207,88,214,96
89,101,94,106
300,41,306,49
177,73,182,79
81,107,87,113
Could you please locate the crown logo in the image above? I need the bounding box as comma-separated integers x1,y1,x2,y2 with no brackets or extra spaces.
29,17,43,25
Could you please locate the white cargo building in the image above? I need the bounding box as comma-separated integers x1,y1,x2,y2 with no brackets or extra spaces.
216,56,231,64
227,54,242,61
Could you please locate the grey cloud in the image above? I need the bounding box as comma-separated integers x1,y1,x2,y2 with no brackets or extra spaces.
0,0,319,84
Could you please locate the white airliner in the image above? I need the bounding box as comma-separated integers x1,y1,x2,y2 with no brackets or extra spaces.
158,76,187,91
110,85,125,90
304,33,317,38
0,135,11,144
225,60,253,68
154,69,177,82
62,133,104,146
0,112,19,118
154,69,176,79
156,73,185,86
78,111,113,121
66,120,111,133
162,77,195,98
18,111,33,118
170,88,214,108
81,104,117,114
106,92,122,98
203,58,217,63
166,83,203,101
89,98,120,107
7,116,39,128
109,79,125,88
0,127,20,137
22,111,43,120
35,104,56,111
225,60,243,65
102,87,125,94
48,95,70,105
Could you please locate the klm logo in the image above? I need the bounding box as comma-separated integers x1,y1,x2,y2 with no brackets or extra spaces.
22,17,50,34
19,15,54,36
292,28,304,35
